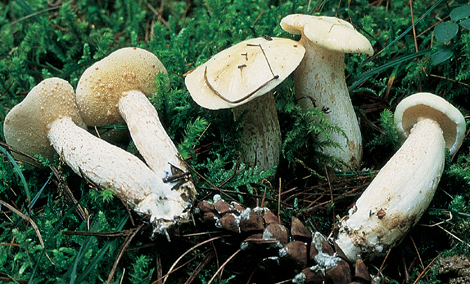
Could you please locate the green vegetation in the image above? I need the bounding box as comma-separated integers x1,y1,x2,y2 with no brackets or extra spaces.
1,0,469,283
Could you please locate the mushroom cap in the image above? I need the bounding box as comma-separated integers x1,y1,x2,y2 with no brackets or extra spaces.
185,37,305,109
3,78,87,161
76,47,168,126
280,14,374,56
394,92,466,155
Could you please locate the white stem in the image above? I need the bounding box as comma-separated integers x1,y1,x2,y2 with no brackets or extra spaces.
118,90,189,180
335,118,445,261
232,94,281,174
47,117,193,233
295,36,362,169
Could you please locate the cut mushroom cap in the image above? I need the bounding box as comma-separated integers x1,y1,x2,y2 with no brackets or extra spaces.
335,93,465,262
394,92,466,155
281,15,374,55
185,37,305,109
4,78,193,237
4,78,87,161
185,37,305,173
280,14,374,169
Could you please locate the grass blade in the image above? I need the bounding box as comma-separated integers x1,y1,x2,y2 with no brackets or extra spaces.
0,145,31,205
349,49,430,91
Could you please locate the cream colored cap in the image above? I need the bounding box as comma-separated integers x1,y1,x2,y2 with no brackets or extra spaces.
185,37,305,109
394,92,466,155
76,47,168,126
3,78,87,160
281,14,374,56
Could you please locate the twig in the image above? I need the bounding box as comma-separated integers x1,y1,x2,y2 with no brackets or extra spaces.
207,249,242,284
180,231,223,238
253,10,263,25
0,6,60,37
428,74,470,88
437,224,470,247
412,253,443,284
181,161,236,202
155,249,163,284
185,249,215,284
260,186,267,208
278,178,282,223
147,3,170,29
0,200,54,265
0,80,14,100
0,273,29,284
409,0,419,53
410,236,425,273
154,254,202,284
162,235,231,284
376,248,392,278
324,164,335,222
106,224,144,283
199,187,292,208
217,161,244,188
0,200,44,248
62,228,141,237
50,165,89,221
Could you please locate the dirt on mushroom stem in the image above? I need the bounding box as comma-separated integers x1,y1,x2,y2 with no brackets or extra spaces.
294,37,362,169
75,48,197,235
232,93,281,174
335,118,445,262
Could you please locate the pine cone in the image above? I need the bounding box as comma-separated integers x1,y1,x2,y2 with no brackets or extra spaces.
196,194,375,283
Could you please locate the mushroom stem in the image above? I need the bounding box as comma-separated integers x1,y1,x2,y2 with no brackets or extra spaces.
335,118,445,262
232,93,281,173
185,37,305,176
118,90,189,180
48,116,165,199
294,36,362,168
47,116,193,232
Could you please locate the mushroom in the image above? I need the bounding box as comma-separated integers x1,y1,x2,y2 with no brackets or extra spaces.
280,14,374,169
75,47,195,195
3,78,194,236
335,92,466,262
185,37,305,174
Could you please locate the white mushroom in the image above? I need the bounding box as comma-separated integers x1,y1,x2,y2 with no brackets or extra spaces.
75,47,196,219
280,14,374,169
335,93,466,262
3,78,193,235
185,37,305,174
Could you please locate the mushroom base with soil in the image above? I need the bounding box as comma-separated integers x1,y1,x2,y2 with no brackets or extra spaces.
336,118,445,261
49,116,194,236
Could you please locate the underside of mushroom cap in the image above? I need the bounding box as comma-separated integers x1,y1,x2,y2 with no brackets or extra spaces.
280,14,374,56
394,92,466,155
185,37,305,109
76,47,168,126
3,78,87,161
